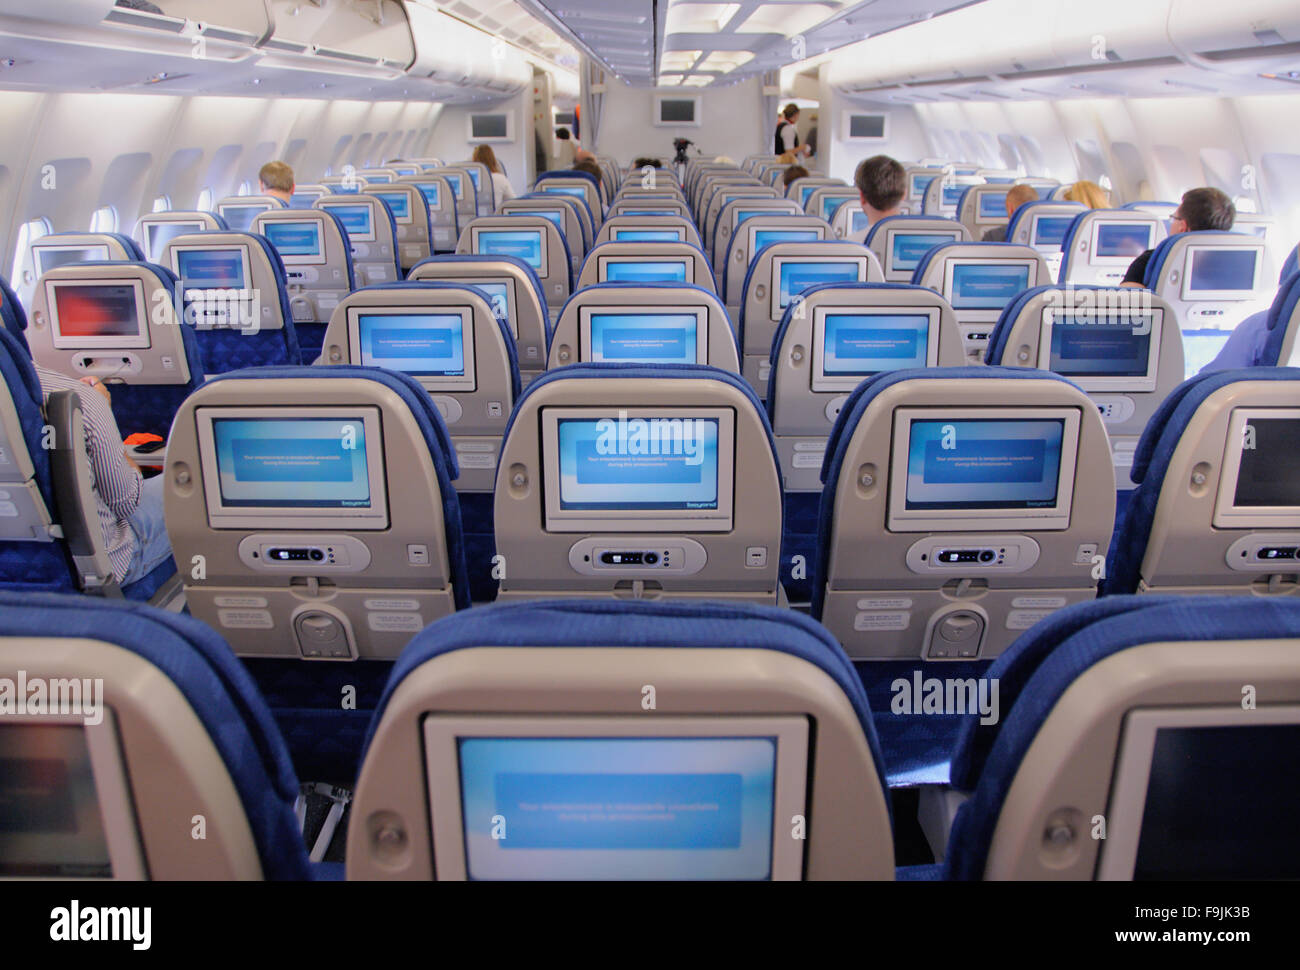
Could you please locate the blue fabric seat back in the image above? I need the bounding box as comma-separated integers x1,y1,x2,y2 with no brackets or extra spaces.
1258,271,1300,366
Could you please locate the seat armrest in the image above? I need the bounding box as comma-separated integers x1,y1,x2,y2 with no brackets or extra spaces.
46,388,120,596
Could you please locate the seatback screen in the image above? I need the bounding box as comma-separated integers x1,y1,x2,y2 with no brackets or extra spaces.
356,312,465,376
978,192,1008,219
528,210,566,232
1188,249,1258,292
177,250,246,289
556,417,719,511
891,232,960,272
477,229,543,270
263,222,323,258
1095,223,1153,258
1233,417,1300,508
603,261,688,283
799,185,817,206
36,246,110,275
443,173,462,196
220,205,268,232
324,205,374,238
588,312,699,364
457,736,776,880
776,261,862,309
821,196,854,221
543,185,587,199
948,263,1031,310
52,283,142,339
1048,313,1152,378
911,174,936,198
465,168,481,189
145,223,202,262
211,417,372,509
905,418,1065,511
416,183,441,207
372,192,410,220
754,229,820,251
822,312,930,375
1031,216,1074,249
941,184,966,207
615,230,680,242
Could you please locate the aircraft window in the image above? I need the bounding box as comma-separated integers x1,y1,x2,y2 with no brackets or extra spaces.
238,180,253,197
197,187,214,211
152,195,171,213
11,217,51,283
89,205,118,233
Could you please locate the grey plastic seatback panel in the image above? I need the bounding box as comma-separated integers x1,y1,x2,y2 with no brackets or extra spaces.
252,209,353,329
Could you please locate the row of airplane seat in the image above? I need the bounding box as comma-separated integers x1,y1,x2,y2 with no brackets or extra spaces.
3,589,1297,879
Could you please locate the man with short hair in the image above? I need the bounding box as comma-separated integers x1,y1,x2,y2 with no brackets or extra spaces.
258,161,295,205
981,183,1040,242
775,104,810,158
1121,186,1236,288
851,154,906,241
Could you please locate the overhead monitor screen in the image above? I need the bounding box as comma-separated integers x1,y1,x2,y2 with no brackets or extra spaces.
603,260,689,283
947,263,1031,310
356,312,466,377
176,249,246,290
210,416,374,511
586,312,701,364
903,418,1065,512
144,223,203,262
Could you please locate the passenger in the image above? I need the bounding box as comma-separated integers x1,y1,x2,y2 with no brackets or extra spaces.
34,367,172,587
1121,186,1235,288
775,103,810,158
783,164,809,189
1064,179,1109,209
258,160,295,205
633,157,662,169
777,151,799,165
471,144,517,204
853,154,906,239
573,158,602,180
554,127,578,170
804,112,819,160
981,183,1040,241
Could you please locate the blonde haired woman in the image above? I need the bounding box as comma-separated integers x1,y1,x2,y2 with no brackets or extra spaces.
472,144,517,208
1064,179,1109,209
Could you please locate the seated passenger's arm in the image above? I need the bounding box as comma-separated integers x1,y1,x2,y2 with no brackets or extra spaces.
77,377,143,519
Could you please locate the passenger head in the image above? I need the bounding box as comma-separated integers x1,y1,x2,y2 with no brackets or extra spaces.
777,151,798,165
574,147,596,165
782,103,800,123
1064,180,1109,209
1004,183,1039,217
782,165,809,189
472,144,501,174
573,158,603,179
1173,187,1236,233
854,154,906,221
258,160,295,203
555,127,571,141
633,157,662,169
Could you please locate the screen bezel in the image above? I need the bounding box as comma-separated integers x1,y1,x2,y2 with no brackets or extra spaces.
423,713,808,881
884,229,963,277
345,304,477,392
216,203,272,231
1179,244,1263,301
46,277,150,350
409,181,445,210
470,226,549,277
261,219,328,267
540,405,735,533
142,222,204,263
370,190,414,225
1037,305,1163,392
730,205,799,233
974,189,1010,221
578,303,709,365
811,305,941,392
1096,704,1300,880
196,405,389,530
768,255,869,321
169,244,253,296
596,255,695,285
1029,214,1075,252
886,405,1082,532
941,257,1037,319
746,223,826,258
320,203,378,243
1212,407,1300,530
0,710,147,880
1087,220,1156,267
35,244,112,276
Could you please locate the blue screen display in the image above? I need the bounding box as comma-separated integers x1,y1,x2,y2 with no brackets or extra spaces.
263,222,322,257
289,193,321,209
589,312,698,364
821,196,854,221
1189,249,1257,291
456,736,777,880
851,210,869,233
735,210,774,227
620,209,676,217
1095,223,1152,258
604,261,688,283
212,417,370,509
466,168,481,189
220,205,268,232
324,205,373,237
615,230,680,242
528,210,565,232
942,185,966,206
799,185,817,206
333,183,361,195
444,174,462,196
469,282,509,321
417,183,441,207
906,418,1064,510
777,261,862,308
1032,216,1074,249
978,191,1009,219
1049,313,1151,377
557,417,719,510
948,263,1031,309
543,185,587,199
364,174,392,184
372,192,410,219
891,232,960,272
477,229,543,269
823,313,930,374
357,313,464,376
911,174,936,197
177,250,245,289
1181,329,1232,380
754,229,820,251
